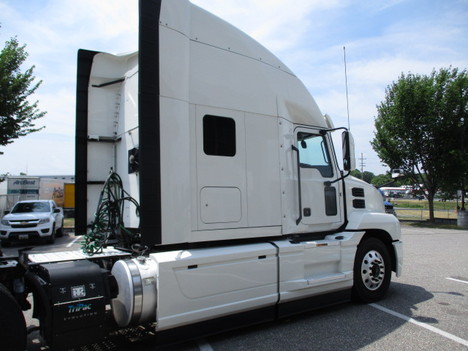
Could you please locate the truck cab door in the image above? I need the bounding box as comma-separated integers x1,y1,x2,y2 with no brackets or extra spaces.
292,127,343,233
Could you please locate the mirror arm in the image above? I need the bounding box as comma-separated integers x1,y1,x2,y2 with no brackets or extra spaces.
324,170,351,187
320,126,349,135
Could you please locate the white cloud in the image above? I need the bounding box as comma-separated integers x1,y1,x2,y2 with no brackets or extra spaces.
35,89,76,136
191,0,345,52
0,132,74,175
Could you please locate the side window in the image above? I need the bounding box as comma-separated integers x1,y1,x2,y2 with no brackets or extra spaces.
203,115,236,157
297,132,333,178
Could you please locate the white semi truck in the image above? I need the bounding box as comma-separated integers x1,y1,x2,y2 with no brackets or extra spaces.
0,1,402,349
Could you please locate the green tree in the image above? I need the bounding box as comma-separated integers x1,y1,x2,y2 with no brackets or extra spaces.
350,169,362,179
350,169,375,184
437,70,468,209
371,67,468,220
362,171,375,184
371,173,394,188
0,35,46,147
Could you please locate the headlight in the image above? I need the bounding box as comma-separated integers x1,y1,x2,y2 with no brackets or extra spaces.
39,218,50,224
1,219,9,226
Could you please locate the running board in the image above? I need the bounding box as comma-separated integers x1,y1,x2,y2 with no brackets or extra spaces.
282,271,353,290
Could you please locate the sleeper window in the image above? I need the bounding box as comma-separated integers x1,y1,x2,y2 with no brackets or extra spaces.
203,115,236,157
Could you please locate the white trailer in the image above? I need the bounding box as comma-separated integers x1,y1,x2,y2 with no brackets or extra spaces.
0,1,402,349
0,177,40,214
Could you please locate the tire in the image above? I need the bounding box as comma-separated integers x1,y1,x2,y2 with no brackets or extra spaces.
352,237,391,303
46,225,56,244
56,220,64,237
0,283,27,351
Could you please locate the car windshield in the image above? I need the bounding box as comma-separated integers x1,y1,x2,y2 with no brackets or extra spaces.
11,202,50,213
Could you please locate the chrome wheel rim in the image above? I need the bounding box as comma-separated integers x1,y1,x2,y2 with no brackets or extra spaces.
361,250,385,291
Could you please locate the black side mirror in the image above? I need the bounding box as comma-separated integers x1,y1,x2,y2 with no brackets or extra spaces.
342,131,355,171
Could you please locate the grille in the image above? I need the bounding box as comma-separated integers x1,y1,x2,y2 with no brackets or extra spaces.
352,187,365,197
353,199,366,209
11,223,37,228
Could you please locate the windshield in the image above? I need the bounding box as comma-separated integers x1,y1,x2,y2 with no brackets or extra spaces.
12,202,50,213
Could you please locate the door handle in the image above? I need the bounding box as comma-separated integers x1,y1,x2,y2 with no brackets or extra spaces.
292,145,302,225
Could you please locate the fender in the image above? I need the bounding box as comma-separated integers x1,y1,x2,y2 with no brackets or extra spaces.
346,211,402,277
346,211,400,241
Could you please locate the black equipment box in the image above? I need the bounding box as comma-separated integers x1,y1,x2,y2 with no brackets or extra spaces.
36,260,110,349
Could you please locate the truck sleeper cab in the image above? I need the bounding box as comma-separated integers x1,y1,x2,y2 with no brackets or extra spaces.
73,0,402,339
0,0,402,349
76,0,403,341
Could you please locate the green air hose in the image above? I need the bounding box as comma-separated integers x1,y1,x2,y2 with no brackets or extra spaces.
82,170,141,255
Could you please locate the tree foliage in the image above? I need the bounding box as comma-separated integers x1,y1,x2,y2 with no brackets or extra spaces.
370,173,394,188
371,67,468,219
350,169,375,184
0,35,46,147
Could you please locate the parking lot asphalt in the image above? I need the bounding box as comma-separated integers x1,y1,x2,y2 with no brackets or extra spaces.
3,224,467,351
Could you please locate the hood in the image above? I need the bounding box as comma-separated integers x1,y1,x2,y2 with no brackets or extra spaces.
3,212,51,221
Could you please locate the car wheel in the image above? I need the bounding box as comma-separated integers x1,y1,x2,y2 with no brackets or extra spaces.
352,237,391,303
46,225,56,244
0,283,27,351
56,220,64,237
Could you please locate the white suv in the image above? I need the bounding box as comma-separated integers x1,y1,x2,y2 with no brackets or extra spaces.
0,200,64,245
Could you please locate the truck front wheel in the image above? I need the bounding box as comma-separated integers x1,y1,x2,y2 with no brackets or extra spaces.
352,238,391,303
0,283,27,351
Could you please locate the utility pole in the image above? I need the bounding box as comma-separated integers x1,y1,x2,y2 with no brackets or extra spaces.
359,153,366,174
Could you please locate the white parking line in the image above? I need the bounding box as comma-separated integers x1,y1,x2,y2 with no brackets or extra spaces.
66,236,81,248
370,303,468,347
197,339,214,351
446,277,468,285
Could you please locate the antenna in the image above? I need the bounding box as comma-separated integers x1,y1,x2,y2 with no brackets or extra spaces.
343,46,350,130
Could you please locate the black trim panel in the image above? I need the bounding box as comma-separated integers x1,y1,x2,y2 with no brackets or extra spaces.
154,289,350,347
324,186,338,216
138,0,162,246
277,289,350,319
75,49,99,235
155,306,276,346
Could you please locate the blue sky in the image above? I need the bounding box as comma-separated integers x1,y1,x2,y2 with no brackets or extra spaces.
0,0,467,176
